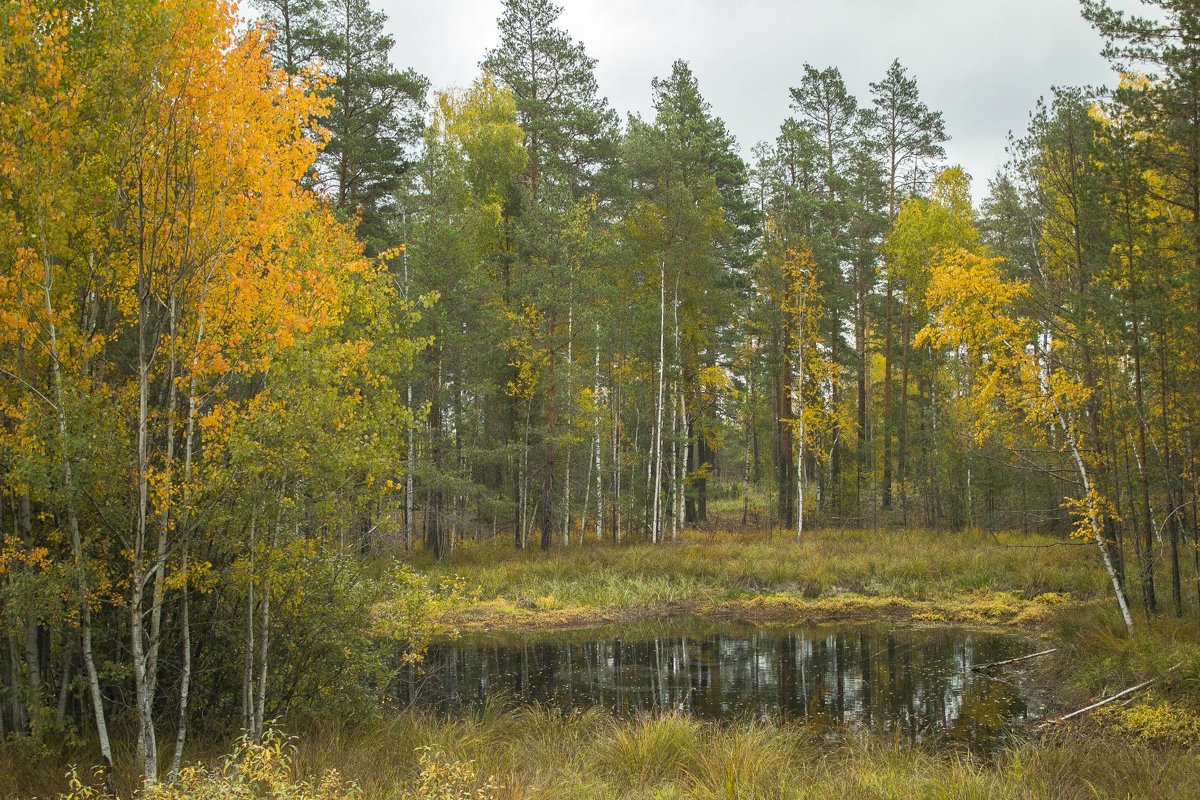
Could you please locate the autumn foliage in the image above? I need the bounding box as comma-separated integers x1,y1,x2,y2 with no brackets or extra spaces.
1,0,431,786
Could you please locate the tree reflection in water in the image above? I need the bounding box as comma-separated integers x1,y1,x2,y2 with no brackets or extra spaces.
397,621,1041,753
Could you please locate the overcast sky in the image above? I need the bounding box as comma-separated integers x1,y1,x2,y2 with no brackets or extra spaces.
380,0,1150,200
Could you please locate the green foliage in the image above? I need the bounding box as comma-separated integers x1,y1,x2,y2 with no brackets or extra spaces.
482,0,619,197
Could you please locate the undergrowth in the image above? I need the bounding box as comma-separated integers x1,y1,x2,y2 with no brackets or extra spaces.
42,709,1200,800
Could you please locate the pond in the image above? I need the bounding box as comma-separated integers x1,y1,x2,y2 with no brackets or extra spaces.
397,619,1044,752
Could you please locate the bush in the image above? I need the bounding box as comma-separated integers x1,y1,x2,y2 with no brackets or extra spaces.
60,732,355,800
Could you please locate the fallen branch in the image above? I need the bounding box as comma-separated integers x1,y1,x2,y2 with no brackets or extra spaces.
971,647,1057,671
1040,663,1183,728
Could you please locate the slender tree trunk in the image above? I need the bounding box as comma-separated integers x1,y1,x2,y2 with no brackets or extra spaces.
18,494,41,725
132,266,158,783
673,286,684,539
253,488,283,742
677,391,687,538
243,509,258,733
651,259,666,544
898,307,912,522
774,316,794,529
55,642,71,726
1132,313,1157,617
612,377,622,544
593,326,604,542
1056,401,1135,632
168,541,191,780
1159,334,1183,616
519,399,532,550
147,295,179,729
538,302,560,552
856,257,869,523
427,346,447,559
563,304,573,546
796,298,805,541
403,245,415,552
169,286,208,780
881,269,895,511
41,251,115,792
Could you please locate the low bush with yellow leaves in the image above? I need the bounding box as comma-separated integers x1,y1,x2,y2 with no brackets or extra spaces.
59,733,356,800
1096,697,1200,749
55,732,499,800
410,748,500,800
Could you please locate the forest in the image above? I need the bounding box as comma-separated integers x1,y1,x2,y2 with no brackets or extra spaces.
2,0,1200,797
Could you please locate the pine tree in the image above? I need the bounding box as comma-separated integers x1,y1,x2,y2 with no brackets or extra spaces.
256,0,427,249
868,59,947,516
482,0,619,199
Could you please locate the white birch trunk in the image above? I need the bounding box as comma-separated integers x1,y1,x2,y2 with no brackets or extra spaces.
674,285,685,539
147,295,179,721
612,383,621,544
254,489,282,741
595,332,605,543
243,513,256,731
41,251,115,791
132,262,158,782
652,259,667,544
170,282,209,781
1057,404,1135,632
405,387,414,552
563,303,573,546
796,290,805,542
403,244,414,552
672,379,681,542
677,391,687,537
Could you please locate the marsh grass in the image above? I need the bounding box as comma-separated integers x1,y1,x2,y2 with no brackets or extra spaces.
402,529,1112,637
416,529,1109,607
9,530,1200,799
281,709,1200,799
14,707,1199,799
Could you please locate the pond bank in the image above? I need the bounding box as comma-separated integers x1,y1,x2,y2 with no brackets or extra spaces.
435,589,1091,635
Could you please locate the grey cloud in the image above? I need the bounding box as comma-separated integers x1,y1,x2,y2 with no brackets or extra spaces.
383,0,1147,198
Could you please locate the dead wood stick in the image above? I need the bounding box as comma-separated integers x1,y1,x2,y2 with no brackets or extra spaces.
971,647,1057,671
1040,663,1183,728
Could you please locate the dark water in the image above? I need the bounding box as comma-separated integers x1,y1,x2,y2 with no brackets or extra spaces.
397,620,1043,752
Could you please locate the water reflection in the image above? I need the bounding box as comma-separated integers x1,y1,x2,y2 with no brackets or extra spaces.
397,621,1040,751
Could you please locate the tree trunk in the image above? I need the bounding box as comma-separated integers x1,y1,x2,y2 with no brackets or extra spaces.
881,269,895,511
1132,313,1157,618
41,252,116,793
562,303,573,546
898,306,912,522
1057,403,1135,632
796,308,805,541
1159,334,1183,616
132,258,158,783
651,260,667,544
593,326,605,542
774,314,794,529
855,256,869,522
